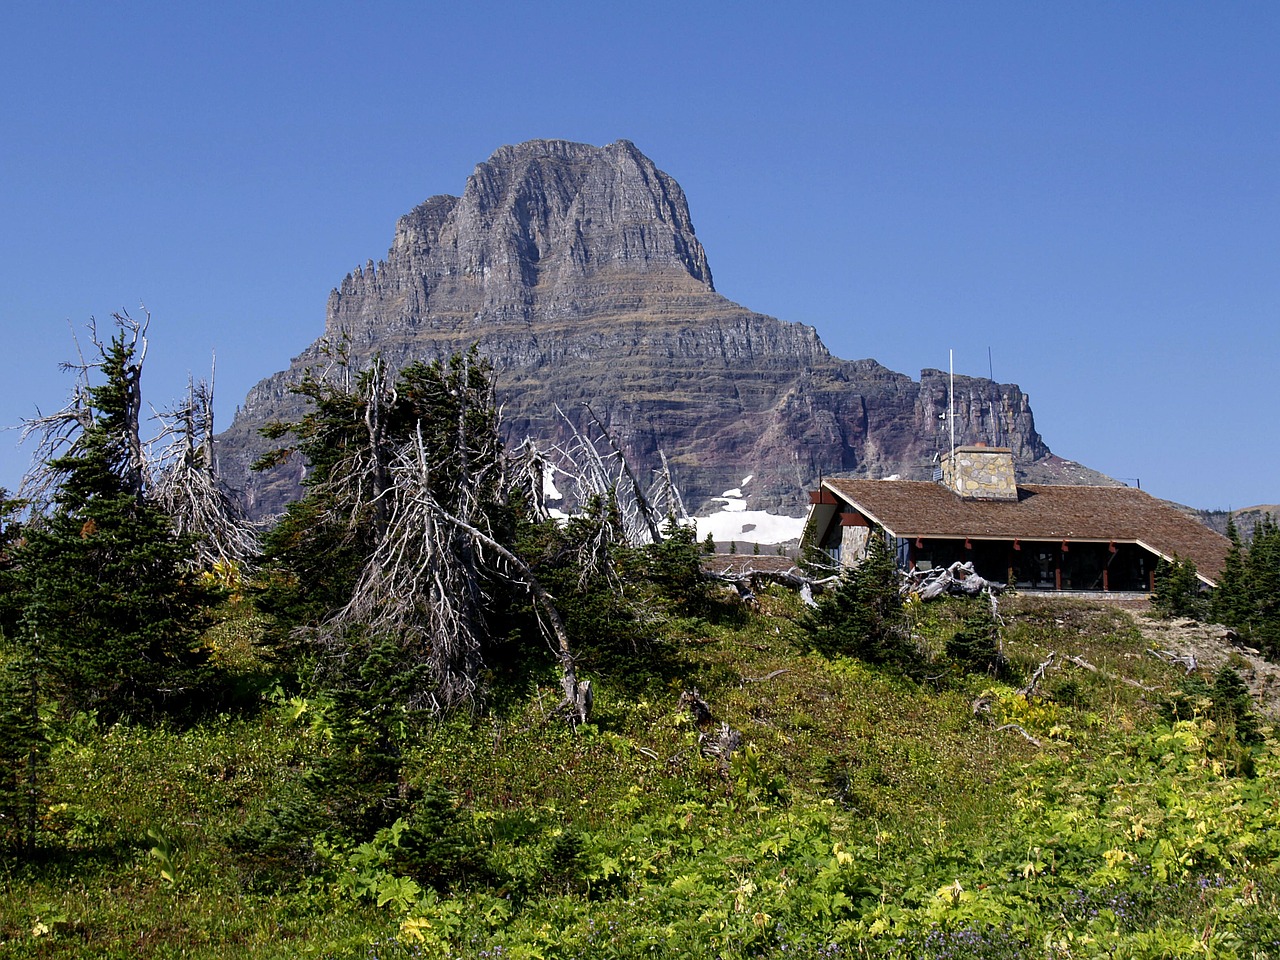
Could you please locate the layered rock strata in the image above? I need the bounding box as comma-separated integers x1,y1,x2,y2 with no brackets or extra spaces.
216,139,1098,520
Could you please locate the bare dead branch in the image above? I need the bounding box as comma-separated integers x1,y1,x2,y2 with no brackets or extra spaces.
1148,648,1198,674
1018,651,1057,698
1067,655,1160,692
995,723,1042,747
149,369,260,568
583,403,663,544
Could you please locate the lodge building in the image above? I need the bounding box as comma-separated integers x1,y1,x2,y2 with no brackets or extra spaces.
804,445,1229,592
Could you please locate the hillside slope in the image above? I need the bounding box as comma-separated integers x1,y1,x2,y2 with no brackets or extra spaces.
5,592,1277,957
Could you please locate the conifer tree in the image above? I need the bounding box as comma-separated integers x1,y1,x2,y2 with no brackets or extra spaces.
0,490,23,643
0,489,43,857
1151,556,1204,620
806,533,918,669
1243,515,1280,655
257,347,519,712
1210,516,1248,626
17,323,209,721
0,647,43,857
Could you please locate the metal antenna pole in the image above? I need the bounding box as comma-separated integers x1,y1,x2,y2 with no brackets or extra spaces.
949,349,956,491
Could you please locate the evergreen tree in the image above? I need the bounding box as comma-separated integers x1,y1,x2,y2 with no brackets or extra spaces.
1243,515,1280,656
1211,664,1262,745
945,604,1008,677
0,647,43,857
806,534,918,669
1151,556,1205,620
1199,514,1280,658
257,348,517,712
1210,516,1248,627
16,329,209,721
0,490,23,643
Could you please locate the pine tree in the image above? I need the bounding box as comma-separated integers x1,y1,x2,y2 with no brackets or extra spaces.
1210,516,1248,626
1243,515,1280,656
1151,556,1204,619
945,604,1008,677
806,534,918,669
0,490,23,644
17,328,209,721
0,647,43,857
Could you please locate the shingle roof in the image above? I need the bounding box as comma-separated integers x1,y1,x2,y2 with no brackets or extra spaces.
821,479,1230,582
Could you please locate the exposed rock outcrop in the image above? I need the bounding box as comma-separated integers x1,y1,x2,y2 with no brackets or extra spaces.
216,139,1100,520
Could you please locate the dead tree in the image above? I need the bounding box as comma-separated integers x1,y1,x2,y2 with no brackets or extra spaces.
902,561,1005,631
548,405,665,547
331,426,492,712
583,403,664,544
516,438,552,524
904,561,1004,601
650,450,689,525
308,353,592,723
150,367,259,568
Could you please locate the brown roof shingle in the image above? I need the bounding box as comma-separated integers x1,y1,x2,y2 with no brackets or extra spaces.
821,479,1230,582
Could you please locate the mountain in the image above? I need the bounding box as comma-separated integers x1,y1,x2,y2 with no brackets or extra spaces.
1197,506,1280,542
215,139,1106,520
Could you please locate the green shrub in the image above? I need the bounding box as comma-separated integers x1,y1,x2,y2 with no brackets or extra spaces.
805,534,920,670
945,604,1009,678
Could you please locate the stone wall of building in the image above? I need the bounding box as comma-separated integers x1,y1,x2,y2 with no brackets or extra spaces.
839,525,872,567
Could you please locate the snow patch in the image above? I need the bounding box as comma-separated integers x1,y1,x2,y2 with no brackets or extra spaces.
694,509,806,546
721,487,743,499
542,465,563,501
741,474,754,486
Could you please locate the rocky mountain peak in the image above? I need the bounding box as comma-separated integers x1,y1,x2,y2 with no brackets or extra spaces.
217,139,1090,521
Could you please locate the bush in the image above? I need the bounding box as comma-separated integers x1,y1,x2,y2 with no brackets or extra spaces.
945,604,1009,677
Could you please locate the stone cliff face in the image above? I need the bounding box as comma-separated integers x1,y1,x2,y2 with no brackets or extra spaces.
217,139,1086,520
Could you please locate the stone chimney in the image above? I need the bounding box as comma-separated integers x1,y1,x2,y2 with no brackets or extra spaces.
941,443,1018,500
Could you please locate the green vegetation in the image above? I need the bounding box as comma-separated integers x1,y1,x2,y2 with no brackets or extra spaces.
2,588,1278,958
805,534,919,670
1212,515,1280,657
1155,512,1280,659
14,330,213,723
3,338,1279,957
1151,555,1206,620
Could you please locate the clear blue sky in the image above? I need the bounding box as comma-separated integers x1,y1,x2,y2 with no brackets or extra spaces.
3,1,1277,510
